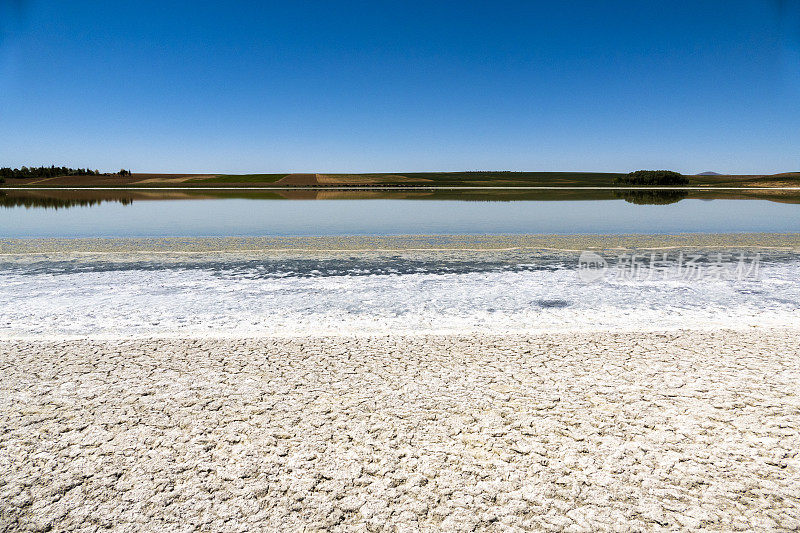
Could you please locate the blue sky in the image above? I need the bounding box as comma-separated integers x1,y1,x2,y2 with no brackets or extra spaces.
1,1,798,174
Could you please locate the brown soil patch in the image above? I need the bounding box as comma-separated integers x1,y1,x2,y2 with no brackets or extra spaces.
135,175,216,184
273,174,320,186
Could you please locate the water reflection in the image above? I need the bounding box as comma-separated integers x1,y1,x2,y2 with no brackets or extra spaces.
0,194,133,209
1,187,799,210
615,190,689,205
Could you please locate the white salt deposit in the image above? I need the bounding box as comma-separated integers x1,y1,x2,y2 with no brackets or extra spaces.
2,257,798,338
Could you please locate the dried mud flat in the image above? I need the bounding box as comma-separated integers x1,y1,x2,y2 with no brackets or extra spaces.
1,329,799,532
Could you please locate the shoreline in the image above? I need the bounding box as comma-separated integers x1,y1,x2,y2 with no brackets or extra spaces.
2,325,800,342
3,236,798,339
3,232,800,256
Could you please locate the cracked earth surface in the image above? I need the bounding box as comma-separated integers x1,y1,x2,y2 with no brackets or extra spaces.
1,329,799,531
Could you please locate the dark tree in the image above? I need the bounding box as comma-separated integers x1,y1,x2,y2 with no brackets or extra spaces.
614,170,689,186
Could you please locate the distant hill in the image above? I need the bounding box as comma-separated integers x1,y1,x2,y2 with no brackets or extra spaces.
771,172,800,178
696,171,721,176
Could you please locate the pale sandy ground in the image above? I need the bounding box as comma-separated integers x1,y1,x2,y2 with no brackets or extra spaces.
1,329,799,532
3,233,800,256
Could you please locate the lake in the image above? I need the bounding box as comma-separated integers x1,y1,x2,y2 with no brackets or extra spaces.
2,195,800,237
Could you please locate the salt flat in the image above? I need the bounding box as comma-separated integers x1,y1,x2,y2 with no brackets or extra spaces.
2,329,798,531
3,235,800,339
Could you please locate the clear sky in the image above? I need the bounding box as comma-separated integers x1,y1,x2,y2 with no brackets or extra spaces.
1,1,799,174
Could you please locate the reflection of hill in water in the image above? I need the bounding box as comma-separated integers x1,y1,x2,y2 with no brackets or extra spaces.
615,190,689,205
0,192,133,209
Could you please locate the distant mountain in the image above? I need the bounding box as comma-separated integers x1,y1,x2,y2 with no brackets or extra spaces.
696,171,721,175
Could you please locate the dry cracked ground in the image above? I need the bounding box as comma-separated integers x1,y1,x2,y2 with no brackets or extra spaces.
1,329,799,531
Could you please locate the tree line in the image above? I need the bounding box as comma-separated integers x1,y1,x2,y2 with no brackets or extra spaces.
0,166,133,182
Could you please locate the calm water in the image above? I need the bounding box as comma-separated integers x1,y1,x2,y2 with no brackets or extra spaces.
2,198,800,237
